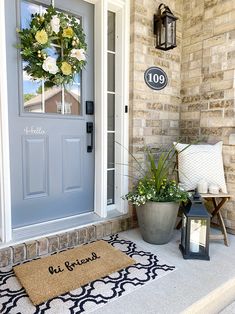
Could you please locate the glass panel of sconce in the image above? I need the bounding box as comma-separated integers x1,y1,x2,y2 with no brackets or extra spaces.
166,18,176,47
160,20,166,46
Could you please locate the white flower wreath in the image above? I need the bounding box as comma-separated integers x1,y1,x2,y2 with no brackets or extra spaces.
17,5,87,87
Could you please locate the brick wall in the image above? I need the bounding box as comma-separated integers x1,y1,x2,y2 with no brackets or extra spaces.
129,0,235,232
129,0,183,221
129,0,183,159
180,0,235,233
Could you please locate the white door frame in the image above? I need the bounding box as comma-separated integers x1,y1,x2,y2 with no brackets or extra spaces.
0,0,12,243
0,0,129,243
94,0,130,217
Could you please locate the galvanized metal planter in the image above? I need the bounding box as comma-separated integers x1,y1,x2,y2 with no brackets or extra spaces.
136,201,179,244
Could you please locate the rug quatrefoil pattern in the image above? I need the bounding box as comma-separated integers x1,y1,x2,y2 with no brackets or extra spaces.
0,234,176,314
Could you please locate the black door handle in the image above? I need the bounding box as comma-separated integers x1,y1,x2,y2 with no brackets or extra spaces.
87,122,93,152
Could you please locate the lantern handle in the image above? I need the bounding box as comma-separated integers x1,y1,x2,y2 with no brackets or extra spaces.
193,189,201,200
158,3,174,15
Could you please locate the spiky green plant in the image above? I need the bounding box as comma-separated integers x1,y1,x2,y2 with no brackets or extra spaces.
123,144,189,206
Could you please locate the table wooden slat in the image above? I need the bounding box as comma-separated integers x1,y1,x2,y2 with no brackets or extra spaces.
201,193,231,247
200,193,232,198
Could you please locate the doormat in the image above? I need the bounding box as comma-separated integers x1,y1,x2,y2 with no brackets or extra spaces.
1,234,176,314
13,240,135,305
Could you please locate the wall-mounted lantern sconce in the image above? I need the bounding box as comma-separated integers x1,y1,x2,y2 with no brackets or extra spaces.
153,3,178,51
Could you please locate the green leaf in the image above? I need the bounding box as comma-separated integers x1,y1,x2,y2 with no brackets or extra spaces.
16,4,87,87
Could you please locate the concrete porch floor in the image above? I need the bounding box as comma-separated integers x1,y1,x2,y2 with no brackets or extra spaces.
92,228,235,314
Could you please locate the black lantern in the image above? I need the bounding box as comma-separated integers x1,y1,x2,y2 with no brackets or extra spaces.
153,3,178,50
179,191,211,260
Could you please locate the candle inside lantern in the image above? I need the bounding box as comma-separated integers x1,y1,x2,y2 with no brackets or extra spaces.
190,220,201,253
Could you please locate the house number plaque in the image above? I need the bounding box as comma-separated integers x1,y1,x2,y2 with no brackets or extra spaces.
144,67,168,90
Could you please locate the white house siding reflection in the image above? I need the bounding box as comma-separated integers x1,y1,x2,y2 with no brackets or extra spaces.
24,87,81,115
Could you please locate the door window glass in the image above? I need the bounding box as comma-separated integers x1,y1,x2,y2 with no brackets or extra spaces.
21,0,82,116
107,53,115,92
107,93,115,130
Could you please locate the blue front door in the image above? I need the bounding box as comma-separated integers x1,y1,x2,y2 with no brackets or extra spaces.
6,0,94,228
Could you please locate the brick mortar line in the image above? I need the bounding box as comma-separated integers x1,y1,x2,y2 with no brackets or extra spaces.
0,217,136,267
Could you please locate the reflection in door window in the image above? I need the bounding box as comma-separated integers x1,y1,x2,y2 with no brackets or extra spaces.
21,0,82,116
57,102,72,114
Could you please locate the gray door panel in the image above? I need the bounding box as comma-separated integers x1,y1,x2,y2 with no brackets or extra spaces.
5,0,94,228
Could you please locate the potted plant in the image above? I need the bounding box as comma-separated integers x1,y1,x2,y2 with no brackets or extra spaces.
124,144,189,244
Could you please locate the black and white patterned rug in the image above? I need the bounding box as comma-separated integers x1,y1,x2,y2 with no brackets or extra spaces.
0,234,176,314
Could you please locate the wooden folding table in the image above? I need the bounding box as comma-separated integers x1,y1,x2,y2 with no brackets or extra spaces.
201,193,232,246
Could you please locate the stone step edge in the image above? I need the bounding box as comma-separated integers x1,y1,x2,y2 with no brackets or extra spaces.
181,276,235,314
0,216,137,267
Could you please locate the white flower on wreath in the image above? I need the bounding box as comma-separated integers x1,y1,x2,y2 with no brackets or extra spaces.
70,48,86,61
50,15,60,34
42,56,59,74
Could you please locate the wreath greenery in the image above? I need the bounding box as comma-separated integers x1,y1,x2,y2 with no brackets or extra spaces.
17,5,87,87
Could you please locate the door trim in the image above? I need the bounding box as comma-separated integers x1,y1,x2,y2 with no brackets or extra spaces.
0,0,130,242
94,0,129,217
0,0,12,243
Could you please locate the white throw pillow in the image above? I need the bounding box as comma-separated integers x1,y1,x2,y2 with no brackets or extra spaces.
174,141,227,193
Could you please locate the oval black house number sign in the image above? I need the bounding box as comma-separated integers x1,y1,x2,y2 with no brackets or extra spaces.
144,67,168,90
